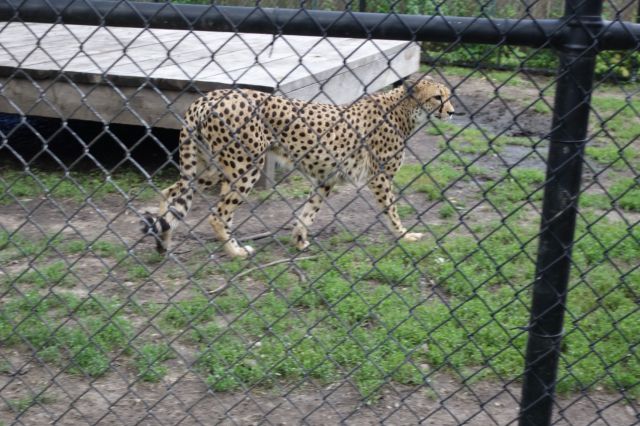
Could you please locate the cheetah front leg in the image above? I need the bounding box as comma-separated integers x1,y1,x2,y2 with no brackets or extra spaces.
367,174,423,242
292,184,332,250
209,161,264,258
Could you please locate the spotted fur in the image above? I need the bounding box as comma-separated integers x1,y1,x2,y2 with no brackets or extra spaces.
142,78,455,258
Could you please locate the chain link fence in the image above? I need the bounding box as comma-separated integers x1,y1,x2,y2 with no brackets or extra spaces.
0,0,638,424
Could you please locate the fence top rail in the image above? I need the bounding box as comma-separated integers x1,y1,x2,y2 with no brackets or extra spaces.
1,0,639,50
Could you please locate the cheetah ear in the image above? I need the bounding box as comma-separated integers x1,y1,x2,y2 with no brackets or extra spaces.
401,75,433,92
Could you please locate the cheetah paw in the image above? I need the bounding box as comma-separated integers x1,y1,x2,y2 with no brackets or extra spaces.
402,232,424,242
296,240,310,251
236,245,255,258
224,244,255,259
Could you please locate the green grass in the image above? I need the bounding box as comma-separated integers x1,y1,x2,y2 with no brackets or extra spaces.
0,166,177,205
5,393,56,413
394,163,466,201
586,144,639,171
581,177,640,212
586,95,640,169
423,65,530,88
9,260,75,288
127,264,151,280
580,193,611,210
610,177,639,211
396,203,417,219
182,217,640,400
427,119,542,157
255,172,312,201
439,203,456,218
482,167,545,209
0,65,637,405
531,99,552,114
0,291,132,377
0,229,128,262
0,232,64,263
134,343,175,382
436,126,507,155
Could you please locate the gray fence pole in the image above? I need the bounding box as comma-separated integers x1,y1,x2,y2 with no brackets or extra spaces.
518,0,603,425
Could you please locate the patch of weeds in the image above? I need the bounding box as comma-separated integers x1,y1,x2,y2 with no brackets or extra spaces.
209,257,251,277
579,193,611,210
531,99,552,114
429,118,513,156
426,66,529,87
510,168,546,186
0,166,177,205
573,216,640,266
161,295,217,330
65,294,123,318
142,251,165,265
90,240,127,260
64,316,132,376
435,152,466,166
394,163,464,201
11,261,74,288
287,284,323,309
505,136,544,148
62,239,88,254
0,230,9,250
199,334,262,392
362,252,421,288
191,322,222,343
484,167,545,206
590,96,640,160
440,127,504,155
256,173,311,202
191,216,638,400
0,232,64,263
0,291,132,377
328,231,359,245
585,144,638,169
5,393,55,413
425,120,460,136
397,203,417,219
134,343,175,382
127,264,151,280
439,203,456,219
425,226,538,296
609,177,639,212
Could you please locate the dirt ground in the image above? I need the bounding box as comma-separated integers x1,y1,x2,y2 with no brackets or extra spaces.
1,73,638,425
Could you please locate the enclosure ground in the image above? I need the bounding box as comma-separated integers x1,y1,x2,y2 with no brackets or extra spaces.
1,68,638,424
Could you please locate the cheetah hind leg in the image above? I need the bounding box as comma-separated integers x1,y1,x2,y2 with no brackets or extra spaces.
140,180,192,254
141,169,221,254
291,184,331,250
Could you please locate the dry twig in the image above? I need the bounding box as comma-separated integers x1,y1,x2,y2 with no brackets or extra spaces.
208,255,318,296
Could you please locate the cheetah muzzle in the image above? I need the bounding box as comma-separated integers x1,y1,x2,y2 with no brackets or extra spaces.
142,77,455,258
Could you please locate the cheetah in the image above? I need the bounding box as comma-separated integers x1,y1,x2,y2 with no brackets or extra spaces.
141,77,455,258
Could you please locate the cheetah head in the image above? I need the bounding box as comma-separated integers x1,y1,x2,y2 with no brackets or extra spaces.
406,78,455,121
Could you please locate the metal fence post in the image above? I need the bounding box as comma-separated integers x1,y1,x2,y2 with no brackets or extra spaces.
518,0,603,425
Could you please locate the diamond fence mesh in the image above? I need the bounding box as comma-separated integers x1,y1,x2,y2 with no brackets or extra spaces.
0,0,638,424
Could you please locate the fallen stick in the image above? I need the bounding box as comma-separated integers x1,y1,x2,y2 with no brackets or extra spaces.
208,255,318,296
237,231,276,242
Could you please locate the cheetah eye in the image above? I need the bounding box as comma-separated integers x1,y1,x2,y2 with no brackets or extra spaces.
434,95,442,101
